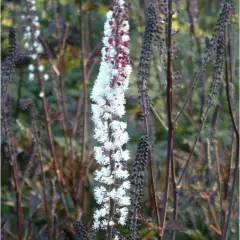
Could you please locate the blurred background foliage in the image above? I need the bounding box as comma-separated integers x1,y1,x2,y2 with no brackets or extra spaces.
1,0,239,239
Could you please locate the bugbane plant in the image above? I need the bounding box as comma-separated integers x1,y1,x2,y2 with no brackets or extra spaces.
128,136,149,240
1,28,16,106
91,0,132,231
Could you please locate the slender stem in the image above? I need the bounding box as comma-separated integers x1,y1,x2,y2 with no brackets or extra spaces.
221,28,239,240
106,119,114,240
160,1,174,238
139,67,160,238
213,139,224,230
51,1,72,160
186,0,204,120
72,57,97,137
150,104,168,131
198,182,222,234
72,94,83,136
32,117,51,240
27,8,69,215
144,115,160,239
174,59,208,124
139,73,160,237
76,0,88,213
15,68,24,118
35,62,69,217
170,151,177,240
227,134,235,198
207,195,222,234
3,228,19,240
38,37,71,165
12,162,24,240
211,105,224,230
177,106,210,186
186,0,202,62
52,0,61,47
3,105,24,239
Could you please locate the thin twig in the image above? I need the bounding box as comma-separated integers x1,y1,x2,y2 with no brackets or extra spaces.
3,228,19,240
177,106,210,186
34,57,70,217
38,36,73,164
3,100,24,240
198,182,222,234
221,25,239,240
160,1,174,238
170,151,177,240
76,0,88,214
174,61,207,124
150,104,168,131
211,105,224,230
186,0,204,120
52,1,72,159
12,162,24,240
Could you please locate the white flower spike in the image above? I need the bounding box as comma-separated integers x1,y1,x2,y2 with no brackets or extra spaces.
91,0,132,231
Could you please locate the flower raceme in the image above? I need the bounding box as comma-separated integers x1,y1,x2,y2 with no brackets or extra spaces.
22,0,49,84
91,0,132,230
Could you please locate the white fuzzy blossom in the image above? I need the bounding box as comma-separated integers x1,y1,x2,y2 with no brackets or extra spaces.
91,0,132,231
22,0,47,81
43,74,49,81
38,65,44,72
29,73,34,81
28,64,35,71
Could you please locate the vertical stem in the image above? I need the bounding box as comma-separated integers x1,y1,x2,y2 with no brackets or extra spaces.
52,0,72,161
26,3,69,215
213,139,224,230
3,103,24,239
12,162,24,240
76,0,88,213
221,24,239,240
160,0,173,239
197,182,221,233
186,0,204,119
106,120,114,240
171,152,177,240
36,62,69,217
38,36,72,164
211,105,224,230
140,75,161,239
15,68,24,118
32,119,51,240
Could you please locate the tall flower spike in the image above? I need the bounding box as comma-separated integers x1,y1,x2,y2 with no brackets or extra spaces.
1,28,16,106
91,0,132,231
127,136,149,240
22,0,47,81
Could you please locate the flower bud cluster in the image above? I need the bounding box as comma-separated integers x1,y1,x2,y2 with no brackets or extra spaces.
2,28,16,105
91,0,132,230
22,0,49,82
206,0,233,107
73,221,89,240
138,4,158,117
127,136,149,240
